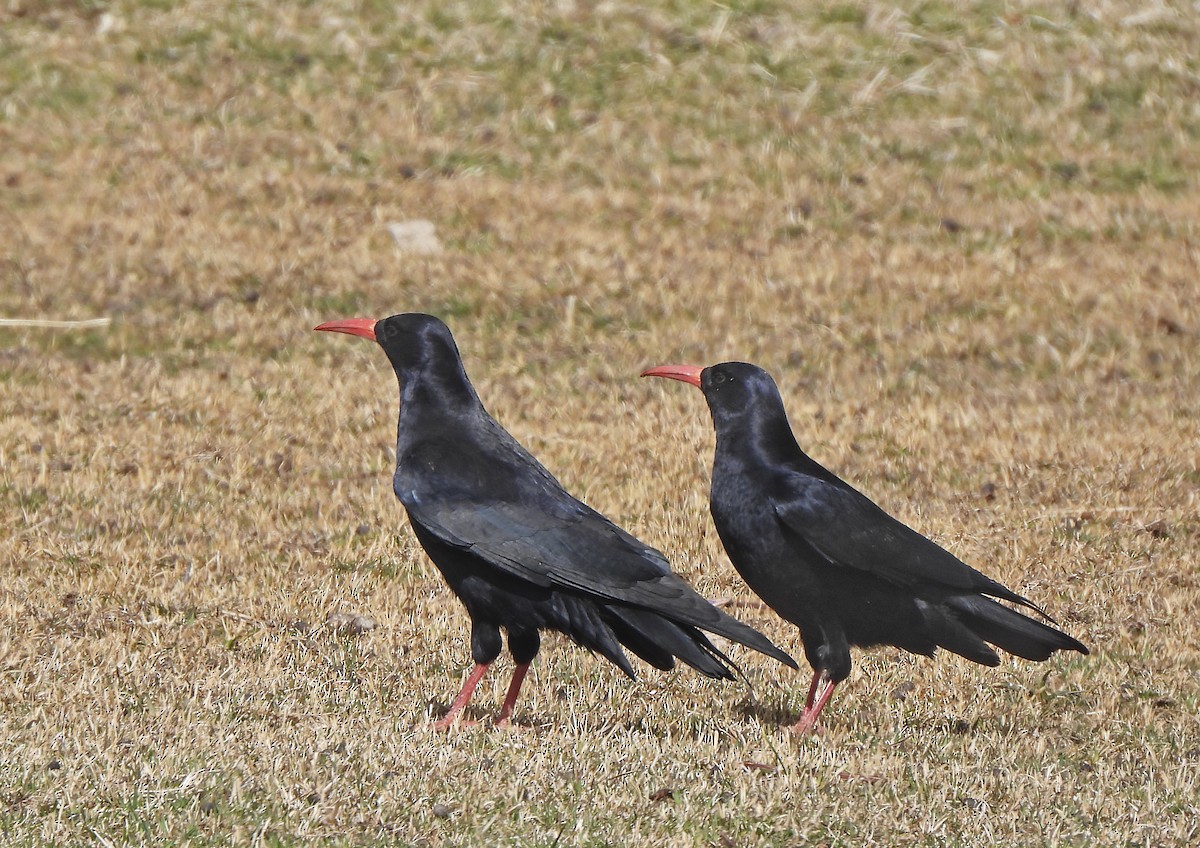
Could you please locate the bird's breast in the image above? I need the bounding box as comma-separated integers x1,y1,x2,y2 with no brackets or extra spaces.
709,474,824,629
710,486,786,568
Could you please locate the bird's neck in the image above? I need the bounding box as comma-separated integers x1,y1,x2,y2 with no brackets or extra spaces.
395,368,486,440
714,403,799,463
713,404,837,487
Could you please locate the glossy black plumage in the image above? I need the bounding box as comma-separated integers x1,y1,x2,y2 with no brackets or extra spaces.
643,361,1088,734
317,315,796,728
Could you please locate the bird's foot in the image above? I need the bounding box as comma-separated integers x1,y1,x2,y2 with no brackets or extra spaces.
492,715,537,732
432,716,480,732
787,712,823,737
790,674,837,736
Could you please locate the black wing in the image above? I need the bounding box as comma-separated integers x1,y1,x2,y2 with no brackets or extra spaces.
771,470,1049,618
395,434,797,668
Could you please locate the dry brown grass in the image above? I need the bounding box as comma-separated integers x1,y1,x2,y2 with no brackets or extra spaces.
2,1,1198,844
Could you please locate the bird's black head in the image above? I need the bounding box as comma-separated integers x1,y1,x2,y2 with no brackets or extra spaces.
316,312,458,371
642,360,794,445
699,362,788,430
644,360,781,412
315,312,477,408
371,313,463,377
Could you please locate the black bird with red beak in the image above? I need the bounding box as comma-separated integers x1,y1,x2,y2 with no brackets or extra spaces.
642,361,1088,735
315,315,796,729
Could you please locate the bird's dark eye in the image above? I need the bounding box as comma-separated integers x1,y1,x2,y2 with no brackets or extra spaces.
711,371,729,385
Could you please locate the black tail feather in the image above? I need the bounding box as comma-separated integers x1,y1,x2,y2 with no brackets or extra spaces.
559,596,639,679
604,606,735,680
948,595,1089,661
600,608,679,673
916,599,1001,666
694,607,798,670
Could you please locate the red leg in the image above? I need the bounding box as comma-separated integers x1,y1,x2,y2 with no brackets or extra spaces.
803,668,822,710
790,672,838,736
493,662,530,728
434,663,489,731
